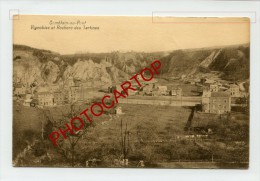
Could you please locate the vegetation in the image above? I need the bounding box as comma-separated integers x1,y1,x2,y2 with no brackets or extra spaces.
12,43,250,168
158,45,249,81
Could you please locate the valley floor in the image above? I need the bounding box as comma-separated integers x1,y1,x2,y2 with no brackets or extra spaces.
13,102,249,168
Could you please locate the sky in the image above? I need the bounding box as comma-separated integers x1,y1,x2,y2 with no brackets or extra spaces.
13,15,250,54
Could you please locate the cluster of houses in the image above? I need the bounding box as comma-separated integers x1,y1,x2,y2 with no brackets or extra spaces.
13,76,98,107
142,84,182,97
108,74,183,98
13,73,248,114
201,79,248,114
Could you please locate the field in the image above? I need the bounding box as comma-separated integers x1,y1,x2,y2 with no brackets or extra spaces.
13,100,249,168
85,104,192,143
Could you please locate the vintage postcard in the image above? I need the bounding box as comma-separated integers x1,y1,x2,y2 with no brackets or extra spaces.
13,15,250,168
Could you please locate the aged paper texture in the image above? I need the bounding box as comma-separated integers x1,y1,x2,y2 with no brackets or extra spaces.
13,16,250,168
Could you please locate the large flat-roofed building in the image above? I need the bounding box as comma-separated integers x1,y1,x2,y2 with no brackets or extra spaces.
202,91,231,114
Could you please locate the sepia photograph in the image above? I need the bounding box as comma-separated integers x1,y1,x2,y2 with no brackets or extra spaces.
13,15,250,168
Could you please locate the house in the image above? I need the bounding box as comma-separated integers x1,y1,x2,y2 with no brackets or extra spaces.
157,86,168,95
115,107,123,115
53,91,64,105
69,86,84,103
37,92,54,106
23,98,32,107
203,83,219,92
169,88,182,97
209,84,219,92
226,84,240,97
202,89,211,113
202,91,231,114
22,93,33,107
142,84,155,95
14,85,26,96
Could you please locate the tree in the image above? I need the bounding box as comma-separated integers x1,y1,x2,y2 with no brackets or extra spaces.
120,119,130,166
51,103,94,167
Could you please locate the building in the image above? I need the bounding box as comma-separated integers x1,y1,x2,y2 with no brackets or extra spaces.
226,84,240,97
14,85,26,96
210,92,231,114
142,84,155,95
115,107,123,115
69,86,84,103
202,91,231,114
53,91,65,105
157,86,168,95
37,92,54,106
22,93,33,107
203,83,219,92
169,88,182,97
23,99,32,107
209,84,219,92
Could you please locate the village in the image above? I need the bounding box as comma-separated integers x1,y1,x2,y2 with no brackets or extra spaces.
13,72,249,114
13,70,249,168
8,10,253,171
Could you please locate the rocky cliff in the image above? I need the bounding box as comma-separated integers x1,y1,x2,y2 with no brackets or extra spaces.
159,44,250,81
13,43,250,88
13,46,129,88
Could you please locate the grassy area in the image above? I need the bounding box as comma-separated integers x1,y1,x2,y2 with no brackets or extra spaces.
13,102,46,158
86,104,192,142
13,101,249,168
